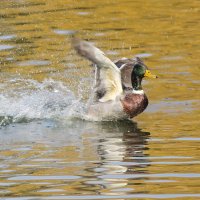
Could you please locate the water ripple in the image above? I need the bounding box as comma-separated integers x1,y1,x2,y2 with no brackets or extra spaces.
8,175,81,181
99,173,200,179
1,193,200,200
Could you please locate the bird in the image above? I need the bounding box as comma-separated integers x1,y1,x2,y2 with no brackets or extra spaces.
72,38,157,121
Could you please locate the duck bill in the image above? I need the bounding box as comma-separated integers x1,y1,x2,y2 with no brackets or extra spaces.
144,70,158,78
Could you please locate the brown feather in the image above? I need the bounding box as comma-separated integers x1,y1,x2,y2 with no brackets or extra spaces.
121,93,148,118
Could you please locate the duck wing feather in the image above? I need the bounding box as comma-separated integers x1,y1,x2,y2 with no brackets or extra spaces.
72,38,123,102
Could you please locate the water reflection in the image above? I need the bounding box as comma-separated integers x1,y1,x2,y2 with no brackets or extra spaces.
0,120,151,198
81,121,151,196
0,118,200,197
1,119,199,199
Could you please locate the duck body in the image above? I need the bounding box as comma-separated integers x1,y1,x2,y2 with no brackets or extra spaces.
72,38,156,121
86,92,148,121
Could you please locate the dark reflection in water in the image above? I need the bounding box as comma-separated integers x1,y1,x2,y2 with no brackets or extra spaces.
76,121,151,196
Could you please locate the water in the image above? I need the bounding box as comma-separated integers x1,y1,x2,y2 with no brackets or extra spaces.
0,0,200,199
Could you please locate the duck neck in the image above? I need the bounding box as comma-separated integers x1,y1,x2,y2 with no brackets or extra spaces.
132,75,143,91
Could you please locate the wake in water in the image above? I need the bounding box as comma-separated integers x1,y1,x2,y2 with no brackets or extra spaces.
0,78,87,126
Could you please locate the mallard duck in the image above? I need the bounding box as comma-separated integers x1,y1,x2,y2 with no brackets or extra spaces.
72,38,157,121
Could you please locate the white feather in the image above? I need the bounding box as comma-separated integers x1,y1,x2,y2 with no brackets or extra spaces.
132,89,144,95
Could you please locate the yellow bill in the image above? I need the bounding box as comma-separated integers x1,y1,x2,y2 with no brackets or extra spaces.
144,70,158,78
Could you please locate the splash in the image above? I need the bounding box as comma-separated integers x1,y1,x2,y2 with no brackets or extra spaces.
0,79,87,126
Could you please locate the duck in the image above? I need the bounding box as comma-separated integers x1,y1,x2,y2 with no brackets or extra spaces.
72,38,157,121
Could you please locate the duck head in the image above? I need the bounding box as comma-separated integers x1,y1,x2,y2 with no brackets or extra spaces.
131,58,157,92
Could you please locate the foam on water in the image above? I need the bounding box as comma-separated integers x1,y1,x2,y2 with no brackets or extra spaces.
0,79,87,126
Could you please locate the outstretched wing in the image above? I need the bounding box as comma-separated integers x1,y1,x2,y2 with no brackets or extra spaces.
72,38,123,102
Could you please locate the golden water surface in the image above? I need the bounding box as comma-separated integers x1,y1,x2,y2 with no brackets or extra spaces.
0,0,200,199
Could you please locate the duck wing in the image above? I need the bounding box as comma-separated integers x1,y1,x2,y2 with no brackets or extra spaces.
72,38,123,102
